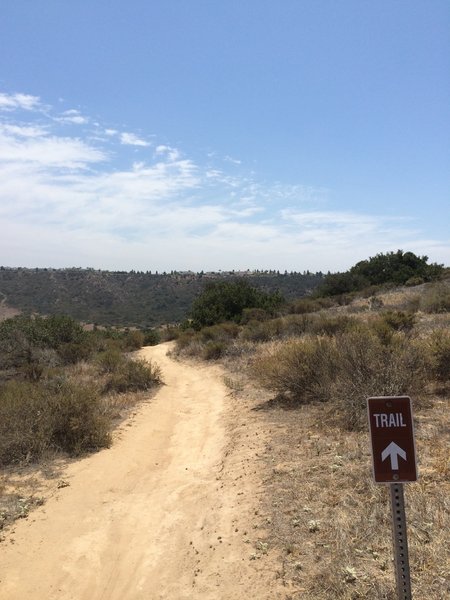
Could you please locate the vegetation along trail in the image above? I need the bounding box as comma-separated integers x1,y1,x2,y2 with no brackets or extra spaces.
0,342,280,599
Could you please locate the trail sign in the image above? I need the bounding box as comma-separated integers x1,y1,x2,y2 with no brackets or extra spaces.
367,396,417,483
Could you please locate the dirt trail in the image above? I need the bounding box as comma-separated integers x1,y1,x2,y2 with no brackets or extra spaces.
0,343,281,599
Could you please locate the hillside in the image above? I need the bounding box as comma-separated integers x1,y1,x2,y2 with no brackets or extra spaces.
172,277,450,598
1,275,449,598
0,268,323,327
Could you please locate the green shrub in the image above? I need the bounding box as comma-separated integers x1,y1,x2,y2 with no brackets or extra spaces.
425,331,450,383
159,325,182,342
251,336,338,402
250,328,427,431
0,315,86,351
143,328,161,346
105,357,162,393
368,318,395,346
240,320,279,343
0,381,54,464
404,295,421,313
318,250,443,297
278,315,314,338
190,279,283,328
241,307,272,323
331,331,427,430
0,378,111,465
288,297,334,314
405,276,424,287
420,283,450,313
202,341,226,360
57,341,93,364
174,322,239,358
308,314,355,336
47,379,111,455
380,310,416,332
368,295,384,310
200,322,240,342
122,329,145,351
96,348,123,374
175,329,197,351
367,311,416,346
0,315,90,378
241,315,314,343
240,314,356,343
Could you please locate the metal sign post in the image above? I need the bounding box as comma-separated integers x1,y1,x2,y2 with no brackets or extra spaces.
367,396,418,600
390,483,412,599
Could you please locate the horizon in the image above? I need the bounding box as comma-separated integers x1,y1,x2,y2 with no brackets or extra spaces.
1,248,448,275
1,2,449,272
0,265,323,274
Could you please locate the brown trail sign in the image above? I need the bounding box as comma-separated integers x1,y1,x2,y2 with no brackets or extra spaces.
367,396,418,600
367,395,417,483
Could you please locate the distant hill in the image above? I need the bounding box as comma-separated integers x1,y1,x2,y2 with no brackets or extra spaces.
0,268,323,327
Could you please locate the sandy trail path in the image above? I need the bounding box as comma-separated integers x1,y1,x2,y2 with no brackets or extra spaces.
0,343,280,599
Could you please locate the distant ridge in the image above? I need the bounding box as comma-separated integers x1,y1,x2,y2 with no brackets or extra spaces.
0,267,323,327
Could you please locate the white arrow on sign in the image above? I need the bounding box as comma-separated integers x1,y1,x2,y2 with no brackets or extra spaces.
381,442,407,471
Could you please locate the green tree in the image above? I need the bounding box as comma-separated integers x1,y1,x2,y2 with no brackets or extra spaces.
318,250,443,297
189,280,283,328
0,315,88,378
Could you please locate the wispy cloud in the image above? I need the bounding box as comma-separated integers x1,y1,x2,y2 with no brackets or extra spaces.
155,145,180,161
0,90,448,271
0,92,41,111
56,109,89,125
0,128,105,169
224,155,241,165
120,132,150,146
0,123,47,138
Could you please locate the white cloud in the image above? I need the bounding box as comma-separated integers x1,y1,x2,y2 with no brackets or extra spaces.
282,210,372,225
0,89,448,272
56,109,89,125
155,144,180,161
224,155,241,165
0,124,47,138
0,129,106,169
120,132,150,146
205,169,223,179
0,92,41,111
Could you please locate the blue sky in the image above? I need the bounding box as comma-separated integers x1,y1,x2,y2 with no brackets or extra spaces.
0,1,448,272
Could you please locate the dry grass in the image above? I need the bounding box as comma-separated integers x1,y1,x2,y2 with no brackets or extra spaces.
222,283,450,598
177,278,449,597
0,456,67,539
0,339,163,534
250,328,429,431
233,391,450,599
251,336,337,403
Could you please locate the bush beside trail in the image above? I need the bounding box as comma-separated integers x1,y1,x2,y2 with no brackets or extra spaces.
0,315,163,467
172,262,449,599
251,336,338,403
250,321,433,431
176,277,449,433
105,355,162,393
425,330,450,384
0,379,110,464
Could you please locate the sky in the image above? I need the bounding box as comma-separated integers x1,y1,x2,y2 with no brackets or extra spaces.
0,1,449,273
